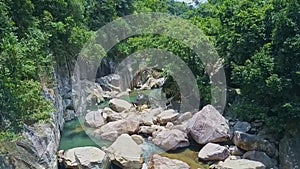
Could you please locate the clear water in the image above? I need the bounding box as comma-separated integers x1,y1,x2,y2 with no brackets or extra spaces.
58,118,111,150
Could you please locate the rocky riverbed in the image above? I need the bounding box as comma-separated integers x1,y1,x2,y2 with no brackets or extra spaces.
1,70,299,169
56,73,281,169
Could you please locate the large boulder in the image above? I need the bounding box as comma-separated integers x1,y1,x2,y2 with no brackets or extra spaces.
109,98,132,112
94,119,139,141
84,110,105,128
243,151,277,169
100,119,139,134
63,146,107,168
152,129,190,150
105,134,143,168
198,143,229,161
149,154,190,169
189,105,230,144
233,131,278,158
218,159,266,169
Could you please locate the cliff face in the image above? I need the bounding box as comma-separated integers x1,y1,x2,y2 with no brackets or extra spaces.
279,124,300,169
0,105,63,169
0,67,66,169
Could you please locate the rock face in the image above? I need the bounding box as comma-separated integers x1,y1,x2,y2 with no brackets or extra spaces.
109,98,132,112
233,131,278,158
0,82,64,169
152,129,190,150
218,159,266,169
84,110,105,128
149,154,190,169
189,105,230,144
198,143,229,161
63,146,107,168
243,151,277,169
0,114,63,169
96,74,121,92
279,127,300,169
105,134,143,168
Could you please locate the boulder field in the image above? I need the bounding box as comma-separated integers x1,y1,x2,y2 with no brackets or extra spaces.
58,98,280,169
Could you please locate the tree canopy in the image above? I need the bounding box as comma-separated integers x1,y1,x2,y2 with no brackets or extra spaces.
1,0,299,140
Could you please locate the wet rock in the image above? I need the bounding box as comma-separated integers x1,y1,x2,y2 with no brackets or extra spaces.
243,151,277,169
105,134,143,168
84,110,105,128
257,126,280,144
189,105,230,144
233,131,278,158
152,129,190,150
198,143,230,161
149,154,190,169
109,98,132,112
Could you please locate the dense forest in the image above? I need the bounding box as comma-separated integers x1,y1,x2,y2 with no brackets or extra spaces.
0,0,299,141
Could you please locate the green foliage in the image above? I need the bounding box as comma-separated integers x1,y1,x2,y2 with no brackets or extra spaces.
220,0,300,132
133,0,168,12
0,0,299,139
86,0,134,30
0,131,22,142
0,0,135,140
0,31,53,132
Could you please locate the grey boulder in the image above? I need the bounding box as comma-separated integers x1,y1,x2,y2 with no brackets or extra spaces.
189,105,230,144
